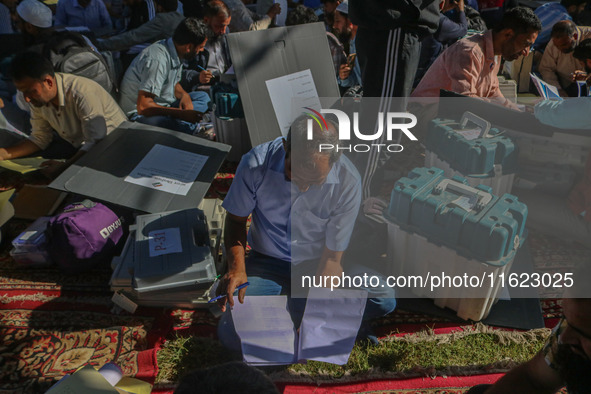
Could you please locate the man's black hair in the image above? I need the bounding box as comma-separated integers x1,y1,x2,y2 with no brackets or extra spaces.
155,0,178,12
551,20,577,38
203,0,230,18
574,38,591,61
10,51,55,81
173,17,211,45
494,6,542,35
174,362,279,394
286,113,341,166
286,5,319,26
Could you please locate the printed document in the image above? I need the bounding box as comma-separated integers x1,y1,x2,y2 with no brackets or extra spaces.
231,288,367,365
266,69,322,136
125,144,207,196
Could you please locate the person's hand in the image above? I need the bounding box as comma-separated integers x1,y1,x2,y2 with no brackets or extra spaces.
572,70,588,81
316,259,343,279
217,269,249,312
455,0,465,12
362,196,388,215
199,70,213,84
40,159,66,178
339,64,351,81
179,93,194,111
180,110,203,123
0,98,4,109
267,3,281,18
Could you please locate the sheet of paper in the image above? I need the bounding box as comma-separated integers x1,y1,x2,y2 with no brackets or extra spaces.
0,109,28,138
231,295,297,365
274,0,288,26
455,128,482,141
124,144,207,196
0,157,48,174
530,73,562,100
266,69,322,137
148,227,182,257
298,288,367,365
0,189,14,212
46,365,119,393
451,195,478,212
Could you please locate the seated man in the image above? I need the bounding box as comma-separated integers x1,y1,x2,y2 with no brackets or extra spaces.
539,20,591,97
119,18,211,135
54,0,112,32
96,0,184,70
180,0,232,91
412,6,541,108
222,0,280,32
332,0,362,91
216,114,396,347
0,52,126,177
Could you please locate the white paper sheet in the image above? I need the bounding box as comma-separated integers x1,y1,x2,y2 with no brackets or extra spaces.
148,227,183,257
265,69,322,137
124,144,207,196
274,0,288,26
231,290,366,366
298,288,367,365
231,296,297,365
530,73,562,100
455,128,482,141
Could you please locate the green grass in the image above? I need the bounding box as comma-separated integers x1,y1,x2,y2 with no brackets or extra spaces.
156,327,549,384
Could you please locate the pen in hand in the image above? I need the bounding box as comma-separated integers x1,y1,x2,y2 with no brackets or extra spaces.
209,282,250,303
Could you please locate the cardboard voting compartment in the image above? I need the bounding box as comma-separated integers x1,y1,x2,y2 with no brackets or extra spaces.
49,121,231,213
226,22,341,147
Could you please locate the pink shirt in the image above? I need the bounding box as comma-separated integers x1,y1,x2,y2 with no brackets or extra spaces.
412,31,509,106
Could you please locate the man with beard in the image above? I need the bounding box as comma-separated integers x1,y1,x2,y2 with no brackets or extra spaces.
467,291,591,393
332,0,361,90
539,20,591,97
180,0,231,91
0,52,126,176
412,6,541,108
119,18,211,134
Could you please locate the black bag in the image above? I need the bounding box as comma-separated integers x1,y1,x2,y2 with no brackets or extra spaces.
43,31,116,95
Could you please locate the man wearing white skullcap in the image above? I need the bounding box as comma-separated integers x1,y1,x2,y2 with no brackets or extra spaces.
17,0,53,29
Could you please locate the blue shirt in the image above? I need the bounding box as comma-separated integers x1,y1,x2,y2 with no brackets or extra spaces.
338,36,362,89
222,137,362,264
0,3,14,34
55,0,112,31
119,38,182,115
534,3,572,51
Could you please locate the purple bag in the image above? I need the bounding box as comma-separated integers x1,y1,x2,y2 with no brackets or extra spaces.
48,200,124,272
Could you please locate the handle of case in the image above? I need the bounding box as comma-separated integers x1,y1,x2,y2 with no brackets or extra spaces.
435,179,493,209
460,111,491,138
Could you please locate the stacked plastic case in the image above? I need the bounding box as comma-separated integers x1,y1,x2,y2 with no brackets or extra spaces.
110,203,224,309
424,112,518,196
384,167,528,321
11,217,52,267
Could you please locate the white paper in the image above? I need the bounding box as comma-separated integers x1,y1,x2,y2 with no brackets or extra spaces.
148,227,183,257
265,69,322,137
0,109,27,137
530,73,562,100
298,288,367,365
231,296,297,365
451,195,477,212
274,0,288,26
124,144,207,196
231,291,366,366
456,127,482,141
